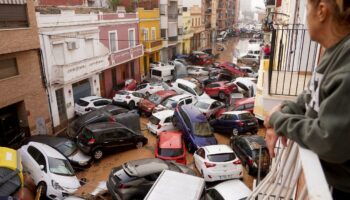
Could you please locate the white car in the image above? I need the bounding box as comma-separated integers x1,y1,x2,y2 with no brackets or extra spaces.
150,61,167,68
113,90,145,109
240,66,258,78
19,142,81,200
170,79,210,99
194,145,243,182
135,82,170,96
187,66,210,76
234,77,257,97
194,99,225,119
74,96,112,116
147,110,176,135
205,179,252,200
153,94,197,113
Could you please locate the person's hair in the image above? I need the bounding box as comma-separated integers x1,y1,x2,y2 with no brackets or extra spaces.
309,0,350,28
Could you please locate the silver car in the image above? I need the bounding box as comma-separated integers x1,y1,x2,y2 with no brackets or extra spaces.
238,54,260,67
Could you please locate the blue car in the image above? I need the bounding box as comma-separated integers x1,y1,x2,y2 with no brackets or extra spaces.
210,111,258,135
173,105,217,153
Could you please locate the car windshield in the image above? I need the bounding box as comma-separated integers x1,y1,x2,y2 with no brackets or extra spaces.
48,157,75,176
77,100,89,106
193,122,213,137
148,94,162,104
117,91,128,95
195,101,210,110
161,98,177,108
207,153,236,162
56,140,77,157
149,115,160,125
239,113,254,120
158,147,183,157
194,86,204,96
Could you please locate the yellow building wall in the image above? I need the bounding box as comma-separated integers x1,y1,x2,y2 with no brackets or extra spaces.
138,8,161,77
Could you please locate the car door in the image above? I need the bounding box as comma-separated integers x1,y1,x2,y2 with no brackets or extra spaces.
26,146,47,184
135,84,147,94
205,83,218,96
163,116,174,131
208,101,222,117
115,128,135,149
101,131,119,150
193,148,206,172
220,114,237,134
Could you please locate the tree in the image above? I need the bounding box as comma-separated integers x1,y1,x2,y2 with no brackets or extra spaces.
108,0,120,11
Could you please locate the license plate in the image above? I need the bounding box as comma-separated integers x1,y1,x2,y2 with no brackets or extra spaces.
248,122,254,125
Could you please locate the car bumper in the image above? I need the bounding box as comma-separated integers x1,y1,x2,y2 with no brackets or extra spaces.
47,185,77,200
203,168,243,182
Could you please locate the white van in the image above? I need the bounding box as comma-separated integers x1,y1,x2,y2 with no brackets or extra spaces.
144,170,205,200
151,65,175,81
171,79,210,99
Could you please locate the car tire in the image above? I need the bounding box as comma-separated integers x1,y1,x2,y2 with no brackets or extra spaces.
218,92,226,100
129,101,135,110
136,141,143,149
232,128,239,136
37,182,47,199
93,149,103,160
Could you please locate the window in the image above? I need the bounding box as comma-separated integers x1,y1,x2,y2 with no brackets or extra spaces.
151,69,162,77
27,146,47,172
117,128,133,138
206,189,225,200
151,27,156,41
185,98,192,104
143,28,149,41
0,4,28,29
161,29,166,38
93,100,110,106
245,103,254,109
128,29,135,47
109,32,117,52
196,148,205,158
164,117,172,123
53,43,65,65
85,39,94,58
0,58,18,80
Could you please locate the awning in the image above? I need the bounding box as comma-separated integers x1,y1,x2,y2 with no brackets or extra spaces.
0,0,26,4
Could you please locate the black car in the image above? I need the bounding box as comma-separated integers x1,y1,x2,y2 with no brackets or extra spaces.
77,122,148,160
229,135,270,176
24,135,92,169
106,158,196,200
67,105,129,138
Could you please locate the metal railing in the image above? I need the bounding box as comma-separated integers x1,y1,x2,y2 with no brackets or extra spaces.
268,25,319,96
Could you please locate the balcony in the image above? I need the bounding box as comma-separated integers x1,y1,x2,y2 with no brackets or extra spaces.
168,36,178,46
52,55,109,85
248,140,332,200
0,4,28,29
143,40,163,53
109,44,143,66
168,14,177,22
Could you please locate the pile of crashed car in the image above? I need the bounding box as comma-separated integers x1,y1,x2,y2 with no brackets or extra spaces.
0,50,271,200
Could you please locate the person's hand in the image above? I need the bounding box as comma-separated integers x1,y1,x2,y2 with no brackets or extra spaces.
265,128,288,157
264,104,282,128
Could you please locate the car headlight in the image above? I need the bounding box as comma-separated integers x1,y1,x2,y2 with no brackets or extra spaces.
52,180,64,191
79,161,88,166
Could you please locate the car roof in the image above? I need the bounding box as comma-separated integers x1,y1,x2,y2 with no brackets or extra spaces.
223,110,250,115
169,94,193,101
203,145,233,155
241,135,267,149
26,141,66,159
152,65,175,70
153,110,174,118
85,122,127,133
197,98,217,104
176,79,197,88
212,180,252,200
235,97,255,105
180,105,206,122
155,90,177,97
159,131,183,149
80,96,103,102
27,135,71,147
123,158,169,177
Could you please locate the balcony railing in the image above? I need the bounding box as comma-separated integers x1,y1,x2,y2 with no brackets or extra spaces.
268,25,319,96
143,40,162,51
248,140,332,200
168,14,177,22
53,55,108,85
109,44,143,66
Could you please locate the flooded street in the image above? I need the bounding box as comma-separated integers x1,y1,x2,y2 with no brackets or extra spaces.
75,37,265,199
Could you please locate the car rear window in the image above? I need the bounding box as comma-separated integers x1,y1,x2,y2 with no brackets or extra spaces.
151,70,162,77
158,147,184,157
77,100,89,106
207,153,236,162
149,115,161,125
117,91,128,95
148,94,162,104
193,122,213,137
239,113,254,120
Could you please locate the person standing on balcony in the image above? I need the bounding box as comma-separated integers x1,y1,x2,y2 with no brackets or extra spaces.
264,0,350,199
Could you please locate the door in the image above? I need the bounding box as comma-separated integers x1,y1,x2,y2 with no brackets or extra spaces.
219,114,236,133
72,79,91,103
116,128,135,149
26,145,47,184
55,88,68,125
162,116,174,131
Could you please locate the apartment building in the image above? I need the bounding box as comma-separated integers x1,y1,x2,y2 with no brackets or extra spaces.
190,5,205,50
0,0,51,146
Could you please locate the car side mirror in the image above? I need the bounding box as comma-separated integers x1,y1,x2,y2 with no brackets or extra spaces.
39,165,45,171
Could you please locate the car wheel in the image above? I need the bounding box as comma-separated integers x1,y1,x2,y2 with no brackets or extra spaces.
232,128,239,136
218,92,226,100
128,101,135,110
37,182,47,199
93,149,103,160
136,141,143,149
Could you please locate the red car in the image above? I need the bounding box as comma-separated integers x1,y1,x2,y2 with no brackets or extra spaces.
110,79,138,98
155,131,187,165
218,62,247,77
188,51,214,66
204,81,238,100
215,97,255,118
138,90,177,116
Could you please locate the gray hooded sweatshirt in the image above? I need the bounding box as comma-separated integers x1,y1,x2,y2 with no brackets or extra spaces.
270,34,350,192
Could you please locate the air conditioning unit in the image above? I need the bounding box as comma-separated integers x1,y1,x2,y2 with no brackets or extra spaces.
67,41,79,50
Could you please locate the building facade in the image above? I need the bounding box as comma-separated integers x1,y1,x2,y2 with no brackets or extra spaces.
37,10,109,131
138,8,162,79
204,0,218,44
98,12,143,98
182,7,194,54
190,5,205,50
0,0,51,145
